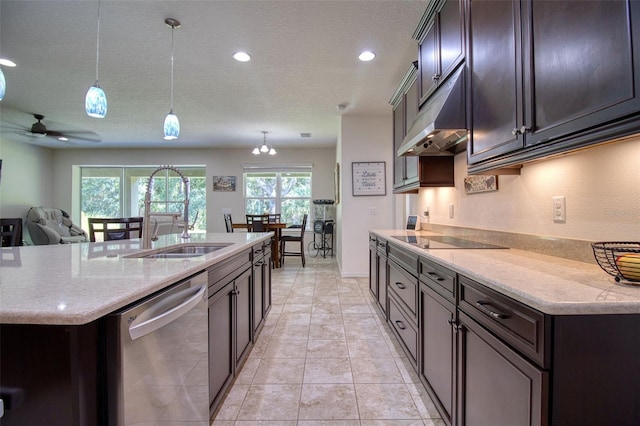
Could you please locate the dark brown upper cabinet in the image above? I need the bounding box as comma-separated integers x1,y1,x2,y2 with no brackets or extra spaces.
467,0,640,172
416,0,465,107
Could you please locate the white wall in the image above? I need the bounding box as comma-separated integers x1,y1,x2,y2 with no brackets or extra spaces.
412,136,640,241
338,115,396,276
0,142,336,242
0,139,54,219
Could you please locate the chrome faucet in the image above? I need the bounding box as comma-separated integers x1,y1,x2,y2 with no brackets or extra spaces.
142,165,190,249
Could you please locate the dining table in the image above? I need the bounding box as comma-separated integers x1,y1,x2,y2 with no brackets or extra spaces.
232,222,287,268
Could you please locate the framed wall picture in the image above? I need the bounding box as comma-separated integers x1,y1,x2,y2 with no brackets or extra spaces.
212,175,236,192
352,162,386,196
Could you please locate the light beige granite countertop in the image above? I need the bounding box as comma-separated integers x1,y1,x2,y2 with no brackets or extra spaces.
372,229,640,315
0,233,271,325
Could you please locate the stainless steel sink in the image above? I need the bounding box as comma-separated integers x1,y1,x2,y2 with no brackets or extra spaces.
126,242,233,258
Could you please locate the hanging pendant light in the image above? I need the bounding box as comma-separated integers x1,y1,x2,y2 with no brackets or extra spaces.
0,67,5,101
164,18,181,140
251,131,276,155
86,0,107,118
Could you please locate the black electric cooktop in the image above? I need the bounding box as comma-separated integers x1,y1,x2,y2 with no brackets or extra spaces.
391,235,508,250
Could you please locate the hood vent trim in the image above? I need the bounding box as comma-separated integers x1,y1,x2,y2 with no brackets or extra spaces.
398,65,467,156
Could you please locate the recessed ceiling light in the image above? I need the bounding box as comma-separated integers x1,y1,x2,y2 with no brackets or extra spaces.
58,137,69,141
233,52,251,62
0,58,17,67
359,51,376,62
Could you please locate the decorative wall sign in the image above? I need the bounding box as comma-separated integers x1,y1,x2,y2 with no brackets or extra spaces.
212,175,236,192
352,162,386,196
464,175,498,194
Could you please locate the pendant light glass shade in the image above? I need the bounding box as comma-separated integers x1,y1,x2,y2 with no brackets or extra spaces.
252,130,276,155
164,18,181,140
85,83,107,117
0,68,5,101
164,110,180,140
86,0,106,118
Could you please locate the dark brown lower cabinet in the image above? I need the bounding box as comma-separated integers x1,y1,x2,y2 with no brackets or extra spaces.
457,311,548,426
376,242,388,316
235,267,253,367
420,283,456,426
208,281,234,415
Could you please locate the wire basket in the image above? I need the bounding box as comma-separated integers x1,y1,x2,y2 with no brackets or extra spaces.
591,242,640,283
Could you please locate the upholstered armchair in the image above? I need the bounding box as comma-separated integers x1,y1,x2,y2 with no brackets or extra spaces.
26,207,88,245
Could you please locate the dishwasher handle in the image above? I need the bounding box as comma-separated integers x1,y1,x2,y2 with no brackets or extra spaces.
129,283,207,340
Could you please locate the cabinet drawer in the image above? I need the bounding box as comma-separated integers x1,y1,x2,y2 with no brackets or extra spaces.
419,256,456,302
388,258,418,318
208,249,251,294
459,276,549,368
388,243,418,276
389,295,418,366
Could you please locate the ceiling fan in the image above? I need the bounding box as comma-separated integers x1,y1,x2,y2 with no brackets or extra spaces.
1,113,102,143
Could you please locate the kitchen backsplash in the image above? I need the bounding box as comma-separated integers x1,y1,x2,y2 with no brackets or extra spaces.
420,223,595,264
411,135,640,259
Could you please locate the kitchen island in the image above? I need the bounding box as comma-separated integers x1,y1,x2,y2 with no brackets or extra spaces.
0,232,272,425
370,229,640,426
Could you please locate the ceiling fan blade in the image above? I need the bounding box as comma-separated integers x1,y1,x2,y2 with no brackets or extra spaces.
46,130,102,143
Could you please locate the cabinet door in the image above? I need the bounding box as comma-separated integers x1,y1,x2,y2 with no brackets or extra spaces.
208,283,234,412
419,20,438,103
377,253,388,316
369,240,378,298
467,0,525,164
393,97,407,188
235,268,253,367
458,312,548,426
439,0,464,82
262,251,272,317
404,78,420,184
253,258,264,335
526,0,640,147
420,284,455,425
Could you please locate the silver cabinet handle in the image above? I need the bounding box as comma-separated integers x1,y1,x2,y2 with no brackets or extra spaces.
129,284,207,340
476,301,510,320
395,282,406,290
395,320,406,330
432,74,441,81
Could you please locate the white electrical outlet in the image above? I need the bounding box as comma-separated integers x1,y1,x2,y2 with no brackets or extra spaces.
222,208,232,214
369,207,377,215
553,196,566,222
449,204,454,219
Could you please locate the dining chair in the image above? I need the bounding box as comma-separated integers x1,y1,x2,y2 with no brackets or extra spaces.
88,217,144,242
224,213,234,233
267,213,281,223
246,214,269,232
280,213,308,267
0,218,23,247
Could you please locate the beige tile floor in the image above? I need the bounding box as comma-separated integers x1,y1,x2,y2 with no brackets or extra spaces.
212,255,445,426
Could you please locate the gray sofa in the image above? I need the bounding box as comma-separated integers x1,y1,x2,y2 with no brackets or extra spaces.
26,207,88,245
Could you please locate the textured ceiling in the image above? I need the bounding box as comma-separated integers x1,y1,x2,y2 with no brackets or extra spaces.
0,0,426,150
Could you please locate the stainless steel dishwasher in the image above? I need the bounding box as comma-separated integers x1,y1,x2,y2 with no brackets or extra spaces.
106,271,208,425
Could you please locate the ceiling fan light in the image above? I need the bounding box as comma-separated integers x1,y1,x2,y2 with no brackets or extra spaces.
0,68,5,101
163,111,179,140
252,146,260,155
85,83,107,118
269,146,277,155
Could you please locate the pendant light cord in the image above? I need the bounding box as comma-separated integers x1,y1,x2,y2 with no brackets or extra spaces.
95,0,101,83
170,24,174,111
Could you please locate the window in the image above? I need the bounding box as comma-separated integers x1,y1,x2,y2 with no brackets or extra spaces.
244,169,311,226
80,166,206,232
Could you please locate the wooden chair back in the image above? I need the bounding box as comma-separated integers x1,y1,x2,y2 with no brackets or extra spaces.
88,217,143,242
224,213,234,232
0,218,23,247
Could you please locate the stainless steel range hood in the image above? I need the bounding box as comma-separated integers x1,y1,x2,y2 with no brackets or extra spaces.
397,65,467,156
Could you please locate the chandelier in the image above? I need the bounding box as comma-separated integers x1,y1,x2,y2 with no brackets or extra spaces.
252,131,276,155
